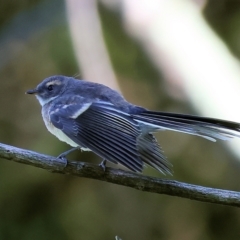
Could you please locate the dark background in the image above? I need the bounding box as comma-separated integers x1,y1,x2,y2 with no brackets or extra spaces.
1,0,240,239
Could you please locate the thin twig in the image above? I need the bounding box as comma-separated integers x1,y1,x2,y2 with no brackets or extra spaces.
0,142,239,207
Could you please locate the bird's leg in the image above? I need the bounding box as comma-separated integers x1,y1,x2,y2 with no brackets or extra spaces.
99,159,107,171
57,147,79,159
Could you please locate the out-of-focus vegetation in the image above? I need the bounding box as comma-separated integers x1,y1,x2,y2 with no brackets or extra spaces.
1,0,240,239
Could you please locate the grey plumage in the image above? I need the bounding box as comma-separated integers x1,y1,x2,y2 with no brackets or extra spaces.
26,75,240,174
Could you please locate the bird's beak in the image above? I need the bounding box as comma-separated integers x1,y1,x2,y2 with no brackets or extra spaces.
26,88,38,95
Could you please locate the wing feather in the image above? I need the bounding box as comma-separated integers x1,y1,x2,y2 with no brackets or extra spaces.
50,100,172,174
76,127,143,172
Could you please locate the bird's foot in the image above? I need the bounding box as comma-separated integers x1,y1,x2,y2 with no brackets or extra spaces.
99,159,107,171
57,147,79,160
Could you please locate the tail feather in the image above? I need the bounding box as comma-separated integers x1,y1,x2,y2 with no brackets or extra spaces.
133,110,240,141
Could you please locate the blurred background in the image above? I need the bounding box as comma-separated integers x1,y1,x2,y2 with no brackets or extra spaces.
1,0,240,239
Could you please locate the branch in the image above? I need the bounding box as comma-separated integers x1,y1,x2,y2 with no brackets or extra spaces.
0,142,239,207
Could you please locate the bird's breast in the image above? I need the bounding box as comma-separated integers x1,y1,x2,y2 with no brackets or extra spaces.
41,106,79,148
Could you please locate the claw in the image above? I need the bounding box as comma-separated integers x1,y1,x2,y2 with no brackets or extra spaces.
99,159,107,171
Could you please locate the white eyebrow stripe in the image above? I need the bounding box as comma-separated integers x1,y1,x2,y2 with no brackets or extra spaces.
46,80,62,86
70,103,92,119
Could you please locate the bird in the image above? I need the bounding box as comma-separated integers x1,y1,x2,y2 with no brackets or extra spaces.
26,75,240,175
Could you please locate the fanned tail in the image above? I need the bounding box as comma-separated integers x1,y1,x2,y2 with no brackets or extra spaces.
133,110,240,141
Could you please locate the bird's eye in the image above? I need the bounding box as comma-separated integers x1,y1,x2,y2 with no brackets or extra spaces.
47,85,53,91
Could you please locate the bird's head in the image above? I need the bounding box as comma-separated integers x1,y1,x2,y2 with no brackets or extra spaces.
26,76,69,106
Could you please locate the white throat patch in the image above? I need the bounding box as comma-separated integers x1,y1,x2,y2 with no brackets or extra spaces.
36,95,58,106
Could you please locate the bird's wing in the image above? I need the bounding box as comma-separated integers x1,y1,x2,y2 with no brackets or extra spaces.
49,100,172,173
49,100,146,172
